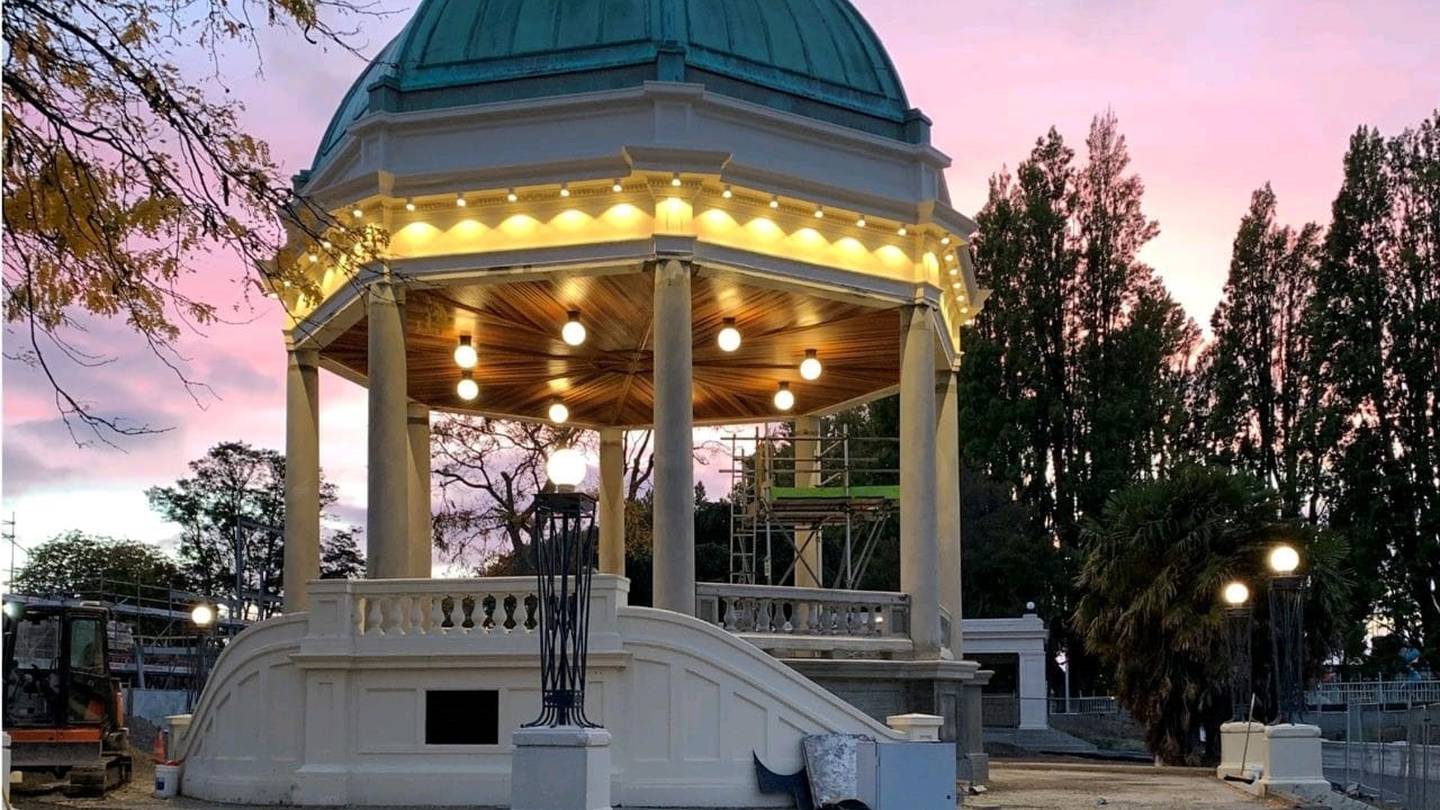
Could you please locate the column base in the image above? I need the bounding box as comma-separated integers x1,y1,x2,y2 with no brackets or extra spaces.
510,726,612,810
1216,721,1266,784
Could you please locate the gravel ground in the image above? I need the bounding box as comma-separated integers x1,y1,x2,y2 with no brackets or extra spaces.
10,760,1292,810
969,763,1295,809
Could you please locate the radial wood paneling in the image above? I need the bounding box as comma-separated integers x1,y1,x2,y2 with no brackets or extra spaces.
323,270,903,426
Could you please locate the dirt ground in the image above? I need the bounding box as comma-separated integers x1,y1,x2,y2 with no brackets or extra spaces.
9,760,1295,810
970,763,1296,809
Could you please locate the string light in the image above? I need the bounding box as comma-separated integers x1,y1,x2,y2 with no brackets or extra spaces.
856,215,867,228
404,198,416,212
507,188,519,203
559,183,570,198
814,206,825,219
773,381,795,412
612,179,624,193
457,371,479,401
321,240,332,251
800,349,823,381
456,192,467,207
453,335,478,369
351,206,364,219
769,195,780,209
897,225,908,236
562,310,587,346
671,172,683,187
941,236,952,246
722,185,733,199
307,252,319,263
717,318,742,352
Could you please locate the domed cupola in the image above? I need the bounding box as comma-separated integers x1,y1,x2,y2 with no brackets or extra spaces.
312,0,927,171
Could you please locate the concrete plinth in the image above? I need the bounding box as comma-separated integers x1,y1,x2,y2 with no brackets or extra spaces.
510,726,612,810
1216,721,1266,783
1258,723,1329,798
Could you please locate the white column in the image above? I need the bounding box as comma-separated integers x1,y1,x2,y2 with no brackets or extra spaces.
598,427,626,576
936,368,962,657
793,415,822,589
366,278,409,579
407,402,432,578
652,259,695,615
1018,651,1049,730
283,346,321,612
900,304,942,657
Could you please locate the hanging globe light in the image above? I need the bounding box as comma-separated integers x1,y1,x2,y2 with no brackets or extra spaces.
548,401,570,425
562,311,587,346
717,318,742,353
457,371,479,401
453,335,478,369
799,349,823,381
773,381,795,412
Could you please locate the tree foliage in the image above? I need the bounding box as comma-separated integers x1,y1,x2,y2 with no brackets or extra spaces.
11,530,186,595
145,440,356,615
1074,467,1351,765
1,0,381,441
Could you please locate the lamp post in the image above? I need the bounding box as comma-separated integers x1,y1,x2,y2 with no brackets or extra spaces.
523,447,601,729
189,603,215,711
1267,544,1305,724
1222,581,1253,721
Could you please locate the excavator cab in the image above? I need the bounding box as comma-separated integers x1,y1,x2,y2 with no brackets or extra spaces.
2,602,132,795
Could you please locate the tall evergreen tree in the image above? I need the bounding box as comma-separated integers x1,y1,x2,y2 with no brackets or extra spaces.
1202,185,1323,520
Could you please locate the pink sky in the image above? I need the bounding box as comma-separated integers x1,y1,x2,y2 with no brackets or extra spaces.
3,0,1438,576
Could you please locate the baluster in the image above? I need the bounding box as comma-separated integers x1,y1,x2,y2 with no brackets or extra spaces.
524,593,539,632
480,594,495,632
806,600,821,635
367,597,386,635
721,598,736,631
503,594,518,633
780,599,794,634
461,595,477,631
355,597,369,635
430,595,447,632
389,597,408,634
409,596,426,634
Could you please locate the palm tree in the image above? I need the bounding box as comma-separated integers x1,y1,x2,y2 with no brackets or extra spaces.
1073,466,1350,765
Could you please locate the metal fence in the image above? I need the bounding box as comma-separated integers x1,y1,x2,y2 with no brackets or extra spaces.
1310,681,1440,709
1325,702,1440,809
1050,696,1119,716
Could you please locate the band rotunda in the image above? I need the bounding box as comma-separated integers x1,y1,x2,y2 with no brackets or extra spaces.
177,1,992,805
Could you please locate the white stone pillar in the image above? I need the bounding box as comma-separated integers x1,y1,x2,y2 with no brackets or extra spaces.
900,304,942,657
936,368,962,657
598,428,626,577
1018,651,1049,730
407,402,432,578
652,259,695,615
283,346,321,612
366,278,409,579
793,415,822,589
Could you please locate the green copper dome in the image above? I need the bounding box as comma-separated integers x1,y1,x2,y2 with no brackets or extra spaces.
312,0,925,170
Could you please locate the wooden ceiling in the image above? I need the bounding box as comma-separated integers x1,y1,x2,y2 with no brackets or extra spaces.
323,270,904,427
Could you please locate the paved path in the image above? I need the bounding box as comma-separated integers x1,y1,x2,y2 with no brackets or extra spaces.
12,760,1288,810
970,763,1291,809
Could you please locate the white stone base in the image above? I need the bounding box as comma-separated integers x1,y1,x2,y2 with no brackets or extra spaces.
1216,721,1266,785
510,726,612,810
1257,723,1329,797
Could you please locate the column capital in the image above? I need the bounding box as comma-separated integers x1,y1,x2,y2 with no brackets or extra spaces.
407,401,430,423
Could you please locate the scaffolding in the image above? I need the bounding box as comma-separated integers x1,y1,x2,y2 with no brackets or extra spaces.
723,427,899,589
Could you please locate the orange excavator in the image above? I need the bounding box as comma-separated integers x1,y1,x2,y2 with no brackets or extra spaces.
2,601,133,796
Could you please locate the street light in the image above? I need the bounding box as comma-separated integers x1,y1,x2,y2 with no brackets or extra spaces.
189,604,216,711
523,451,601,728
1222,581,1254,721
1267,544,1305,724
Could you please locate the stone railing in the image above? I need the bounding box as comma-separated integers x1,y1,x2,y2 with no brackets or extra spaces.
303,575,628,656
695,583,912,656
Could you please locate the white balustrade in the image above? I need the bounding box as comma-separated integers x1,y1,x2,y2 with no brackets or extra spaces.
695,583,912,655
303,575,628,655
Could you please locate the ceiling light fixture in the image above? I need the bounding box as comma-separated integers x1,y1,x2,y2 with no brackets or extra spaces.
562,310,587,347
453,335,478,369
773,381,795,412
457,371,479,401
717,318,742,352
800,349,823,381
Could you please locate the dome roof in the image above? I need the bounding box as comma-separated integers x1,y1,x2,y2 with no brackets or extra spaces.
311,0,924,171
